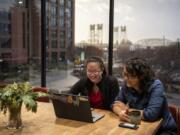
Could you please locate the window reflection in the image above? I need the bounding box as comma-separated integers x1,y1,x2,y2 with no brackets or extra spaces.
0,0,179,107
0,0,75,87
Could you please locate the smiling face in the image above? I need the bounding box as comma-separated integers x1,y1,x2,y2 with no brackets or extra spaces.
86,62,103,84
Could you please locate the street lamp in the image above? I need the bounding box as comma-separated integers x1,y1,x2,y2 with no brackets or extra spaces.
18,0,23,4
16,0,24,7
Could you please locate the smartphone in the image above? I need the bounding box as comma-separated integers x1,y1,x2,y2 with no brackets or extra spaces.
119,122,139,130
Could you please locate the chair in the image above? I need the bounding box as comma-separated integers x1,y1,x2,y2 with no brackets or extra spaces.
32,87,49,102
176,106,180,135
168,104,180,135
0,81,7,89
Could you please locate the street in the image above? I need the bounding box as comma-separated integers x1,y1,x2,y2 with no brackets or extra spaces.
30,68,180,107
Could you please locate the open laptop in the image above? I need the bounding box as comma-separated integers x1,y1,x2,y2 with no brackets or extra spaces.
50,92,105,123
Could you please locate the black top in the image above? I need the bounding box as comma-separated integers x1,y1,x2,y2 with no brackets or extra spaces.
70,76,119,110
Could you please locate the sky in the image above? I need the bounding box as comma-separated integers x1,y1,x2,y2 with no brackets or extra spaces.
75,0,180,43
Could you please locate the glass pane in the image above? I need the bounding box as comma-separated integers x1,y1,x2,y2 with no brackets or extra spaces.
0,0,41,86
46,0,110,90
74,0,109,79
46,0,76,90
113,0,180,106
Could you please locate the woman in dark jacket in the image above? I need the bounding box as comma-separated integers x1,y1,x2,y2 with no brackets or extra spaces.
70,56,119,110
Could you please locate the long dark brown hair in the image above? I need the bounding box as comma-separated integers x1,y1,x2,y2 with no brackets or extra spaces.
124,57,155,92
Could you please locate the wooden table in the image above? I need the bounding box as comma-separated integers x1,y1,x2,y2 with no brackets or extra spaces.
0,102,162,135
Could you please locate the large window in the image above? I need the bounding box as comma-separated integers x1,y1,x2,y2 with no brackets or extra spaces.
0,0,179,106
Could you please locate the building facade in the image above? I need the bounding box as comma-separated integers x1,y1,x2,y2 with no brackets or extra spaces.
44,0,75,64
0,0,75,72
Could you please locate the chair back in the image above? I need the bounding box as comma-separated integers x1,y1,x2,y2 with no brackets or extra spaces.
178,107,180,135
168,104,180,135
0,81,7,88
33,87,49,102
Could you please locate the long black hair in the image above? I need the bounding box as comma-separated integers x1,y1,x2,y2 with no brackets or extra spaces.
124,57,155,92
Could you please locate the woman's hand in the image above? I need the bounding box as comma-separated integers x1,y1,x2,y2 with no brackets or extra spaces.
118,109,131,122
113,101,130,122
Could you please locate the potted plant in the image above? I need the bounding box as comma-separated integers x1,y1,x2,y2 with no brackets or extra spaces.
0,82,48,129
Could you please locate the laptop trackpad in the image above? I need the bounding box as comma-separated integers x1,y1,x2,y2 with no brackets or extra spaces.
92,112,104,122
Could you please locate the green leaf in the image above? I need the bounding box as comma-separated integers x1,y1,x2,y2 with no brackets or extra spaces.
22,95,37,113
0,82,46,115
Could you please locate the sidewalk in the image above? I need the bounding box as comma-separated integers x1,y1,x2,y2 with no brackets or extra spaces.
166,93,180,106
47,69,79,91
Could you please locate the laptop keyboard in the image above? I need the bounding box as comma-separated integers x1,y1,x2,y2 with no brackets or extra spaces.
92,112,104,122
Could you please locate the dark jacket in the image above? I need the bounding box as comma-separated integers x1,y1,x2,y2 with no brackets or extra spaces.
115,79,177,133
70,76,119,110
